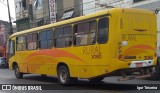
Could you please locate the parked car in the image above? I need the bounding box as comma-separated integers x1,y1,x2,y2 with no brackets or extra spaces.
0,57,8,69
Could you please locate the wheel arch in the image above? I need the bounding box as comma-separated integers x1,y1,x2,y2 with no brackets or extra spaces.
12,62,18,70
57,62,70,73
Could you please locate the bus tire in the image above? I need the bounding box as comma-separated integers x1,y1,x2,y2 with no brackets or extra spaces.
89,77,104,82
150,62,160,80
41,74,47,77
57,65,72,85
14,65,23,79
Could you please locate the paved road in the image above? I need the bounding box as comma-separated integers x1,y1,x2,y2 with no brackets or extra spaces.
0,69,160,93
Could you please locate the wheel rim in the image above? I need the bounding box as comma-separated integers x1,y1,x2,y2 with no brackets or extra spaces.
60,70,67,83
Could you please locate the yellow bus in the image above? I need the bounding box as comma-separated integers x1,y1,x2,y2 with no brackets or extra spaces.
8,8,157,84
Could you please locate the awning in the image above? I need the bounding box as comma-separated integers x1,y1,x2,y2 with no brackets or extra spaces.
62,11,74,19
13,17,29,23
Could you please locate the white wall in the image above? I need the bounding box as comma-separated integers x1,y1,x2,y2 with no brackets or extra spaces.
83,0,96,15
82,0,132,15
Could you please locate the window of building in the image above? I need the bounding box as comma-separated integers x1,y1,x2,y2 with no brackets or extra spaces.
39,31,47,49
22,0,27,10
26,33,38,50
74,20,97,46
19,2,21,7
16,36,26,51
39,29,54,49
55,26,72,48
98,17,109,44
63,0,74,10
34,0,43,10
133,0,145,3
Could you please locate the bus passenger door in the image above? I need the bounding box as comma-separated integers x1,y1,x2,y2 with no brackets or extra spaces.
8,38,16,69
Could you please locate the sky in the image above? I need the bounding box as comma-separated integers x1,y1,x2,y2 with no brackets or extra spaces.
0,0,15,22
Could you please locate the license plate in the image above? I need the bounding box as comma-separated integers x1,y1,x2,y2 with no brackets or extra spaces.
136,63,143,67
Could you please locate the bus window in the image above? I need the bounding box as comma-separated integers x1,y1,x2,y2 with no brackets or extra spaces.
98,17,109,44
39,31,47,49
16,36,26,51
55,28,64,47
26,33,38,50
63,26,72,47
74,20,96,46
55,26,72,48
89,20,97,44
47,30,54,48
39,29,54,49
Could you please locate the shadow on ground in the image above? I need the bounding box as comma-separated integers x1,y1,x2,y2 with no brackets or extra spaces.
23,75,136,90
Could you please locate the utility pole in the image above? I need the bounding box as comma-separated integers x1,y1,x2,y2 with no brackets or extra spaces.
6,0,13,34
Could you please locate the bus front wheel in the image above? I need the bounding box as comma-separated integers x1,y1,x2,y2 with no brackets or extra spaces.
58,66,71,85
14,65,23,79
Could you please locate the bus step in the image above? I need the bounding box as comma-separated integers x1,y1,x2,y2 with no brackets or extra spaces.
117,74,151,81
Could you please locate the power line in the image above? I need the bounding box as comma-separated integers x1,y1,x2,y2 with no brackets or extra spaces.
28,0,96,16
15,0,116,30
0,0,14,20
31,0,108,16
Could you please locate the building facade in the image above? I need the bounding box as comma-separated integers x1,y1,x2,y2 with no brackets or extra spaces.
32,0,50,27
56,0,82,21
83,0,160,16
14,0,31,31
0,20,10,57
14,0,82,31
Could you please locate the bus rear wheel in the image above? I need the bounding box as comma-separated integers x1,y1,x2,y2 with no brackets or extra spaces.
14,65,23,79
150,63,160,80
57,65,77,85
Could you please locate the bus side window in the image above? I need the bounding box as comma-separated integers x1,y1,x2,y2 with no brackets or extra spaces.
89,20,97,44
63,26,72,47
32,33,38,49
73,24,78,45
98,17,109,44
16,36,26,51
55,26,72,48
39,31,47,49
74,20,97,46
47,29,54,48
26,33,38,50
55,28,64,47
74,22,89,46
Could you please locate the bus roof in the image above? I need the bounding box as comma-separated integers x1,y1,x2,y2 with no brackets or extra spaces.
9,8,154,39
